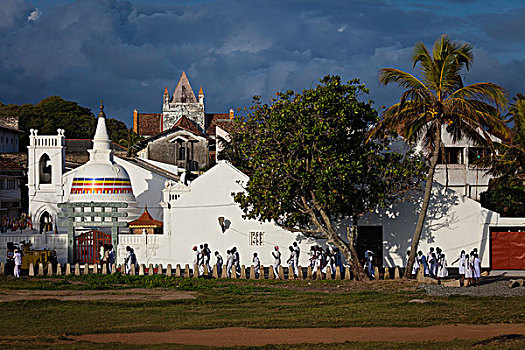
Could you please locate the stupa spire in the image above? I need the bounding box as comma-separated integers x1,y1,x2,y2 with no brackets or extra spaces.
89,99,113,163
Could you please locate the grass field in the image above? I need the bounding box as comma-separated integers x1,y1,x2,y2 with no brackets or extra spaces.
1,274,524,349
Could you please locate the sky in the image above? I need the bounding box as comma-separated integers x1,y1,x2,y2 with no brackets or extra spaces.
1,0,525,125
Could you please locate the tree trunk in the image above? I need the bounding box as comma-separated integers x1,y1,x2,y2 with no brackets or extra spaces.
404,126,442,278
348,221,368,280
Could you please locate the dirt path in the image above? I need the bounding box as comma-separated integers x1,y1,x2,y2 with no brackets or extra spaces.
0,288,195,302
75,324,525,346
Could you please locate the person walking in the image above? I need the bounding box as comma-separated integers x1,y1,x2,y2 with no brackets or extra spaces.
464,253,473,286
292,242,300,277
13,249,22,278
253,252,261,279
418,251,429,276
226,249,233,278
365,250,374,278
436,253,448,284
472,253,481,286
287,246,296,279
232,247,240,277
99,243,105,270
203,243,212,274
409,250,419,278
451,250,466,286
272,246,281,279
215,251,223,277
192,246,203,277
125,246,133,275
108,244,115,274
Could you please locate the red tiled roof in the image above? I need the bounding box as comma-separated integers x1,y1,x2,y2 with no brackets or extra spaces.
0,160,24,170
137,113,162,136
128,206,163,228
173,115,205,137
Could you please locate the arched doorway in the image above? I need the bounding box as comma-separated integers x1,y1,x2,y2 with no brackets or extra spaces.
39,211,53,233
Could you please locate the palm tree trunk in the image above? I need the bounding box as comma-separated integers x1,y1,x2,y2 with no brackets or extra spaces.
404,127,442,278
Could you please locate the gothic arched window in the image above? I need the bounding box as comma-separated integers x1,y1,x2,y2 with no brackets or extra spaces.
39,154,52,184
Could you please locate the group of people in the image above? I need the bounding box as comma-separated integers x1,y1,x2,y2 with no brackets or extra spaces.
408,246,481,285
451,248,482,286
98,243,115,273
309,245,344,278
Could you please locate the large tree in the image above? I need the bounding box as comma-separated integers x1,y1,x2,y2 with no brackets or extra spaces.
369,34,509,277
230,76,426,280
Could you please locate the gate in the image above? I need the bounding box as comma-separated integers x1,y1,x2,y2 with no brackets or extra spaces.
75,230,112,263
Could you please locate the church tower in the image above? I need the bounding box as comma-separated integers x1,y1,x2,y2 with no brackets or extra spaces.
162,72,205,133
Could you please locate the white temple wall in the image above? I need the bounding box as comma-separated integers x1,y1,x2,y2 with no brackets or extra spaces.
0,232,69,264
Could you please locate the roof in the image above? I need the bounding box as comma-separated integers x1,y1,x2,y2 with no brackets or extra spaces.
135,113,162,136
128,206,163,228
173,115,205,137
205,113,231,135
172,72,197,103
0,159,24,171
0,124,23,133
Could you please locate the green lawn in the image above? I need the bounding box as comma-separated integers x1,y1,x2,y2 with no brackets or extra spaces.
0,275,524,349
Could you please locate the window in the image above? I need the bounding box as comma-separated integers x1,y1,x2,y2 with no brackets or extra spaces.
438,147,463,164
249,231,264,246
39,154,52,184
6,179,16,190
468,147,491,165
178,144,186,160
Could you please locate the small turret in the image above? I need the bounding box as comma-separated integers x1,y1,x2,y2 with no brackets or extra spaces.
163,86,170,107
198,86,204,107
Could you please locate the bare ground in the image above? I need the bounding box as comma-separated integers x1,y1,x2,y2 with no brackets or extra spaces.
74,324,525,346
0,288,196,302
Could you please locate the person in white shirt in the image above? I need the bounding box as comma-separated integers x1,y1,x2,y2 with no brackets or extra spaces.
192,246,203,277
472,253,481,286
272,246,281,279
292,242,300,277
253,252,261,279
436,253,448,283
225,249,233,278
451,250,466,286
286,246,297,279
464,253,473,286
14,249,22,278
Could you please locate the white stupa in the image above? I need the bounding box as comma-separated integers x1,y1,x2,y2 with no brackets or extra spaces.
68,102,139,220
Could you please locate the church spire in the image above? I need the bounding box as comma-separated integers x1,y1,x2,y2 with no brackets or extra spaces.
172,71,197,103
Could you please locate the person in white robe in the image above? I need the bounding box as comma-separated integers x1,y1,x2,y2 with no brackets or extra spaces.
451,250,466,286
272,246,281,279
287,246,297,279
14,249,22,278
472,254,481,286
464,253,473,286
436,253,448,283
226,249,233,278
253,252,261,278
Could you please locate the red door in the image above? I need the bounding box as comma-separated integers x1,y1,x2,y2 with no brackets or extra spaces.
491,232,525,270
75,230,112,263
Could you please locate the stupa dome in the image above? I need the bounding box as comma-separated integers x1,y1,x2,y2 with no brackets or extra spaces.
68,101,137,204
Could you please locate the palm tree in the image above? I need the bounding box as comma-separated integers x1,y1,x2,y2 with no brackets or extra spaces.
370,34,509,277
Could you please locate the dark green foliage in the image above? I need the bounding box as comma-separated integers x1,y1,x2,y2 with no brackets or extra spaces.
0,96,135,149
481,179,525,217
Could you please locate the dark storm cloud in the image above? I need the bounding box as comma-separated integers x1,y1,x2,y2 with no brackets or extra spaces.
1,0,524,123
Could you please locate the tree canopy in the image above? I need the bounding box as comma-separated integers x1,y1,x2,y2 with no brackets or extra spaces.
0,96,133,150
228,76,426,279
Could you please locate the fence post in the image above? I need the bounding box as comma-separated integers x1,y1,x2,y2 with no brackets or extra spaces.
0,262,4,275
112,263,117,275
74,263,80,276
221,265,226,278
38,263,44,276
231,266,237,279
344,266,352,280
65,263,71,276
148,264,154,276
316,267,322,280
193,264,199,278
175,264,182,277
269,265,275,279
203,264,209,276
249,265,255,279
394,267,400,280
130,264,136,276
139,264,145,276
335,267,341,280
384,267,390,280
326,266,332,280
374,266,380,280
84,264,90,275
259,265,264,279
29,263,35,276
184,264,190,278
167,264,172,276
101,263,107,275
240,265,246,279
93,264,99,274
278,266,284,280
417,265,424,282
212,264,218,278
47,263,54,277
57,263,63,276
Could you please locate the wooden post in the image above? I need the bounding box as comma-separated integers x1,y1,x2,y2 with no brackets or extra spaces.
130,264,136,276
221,265,227,278
112,264,117,275
37,263,44,276
29,263,35,277
47,263,54,276
296,266,302,280
166,264,172,276
258,265,263,279
148,264,154,276
57,264,63,276
335,266,341,280
344,266,352,280
316,267,322,280
326,266,332,280
101,263,107,275
417,265,425,282
74,263,80,276
374,266,380,280
184,264,190,278
84,264,90,275
0,262,4,275
93,264,99,274
231,266,237,279
65,263,71,276
175,264,182,277
278,266,284,280
203,264,209,276
139,264,145,276
306,266,312,280
212,264,218,278
238,265,244,279
384,268,390,280
394,267,400,280
269,265,275,279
